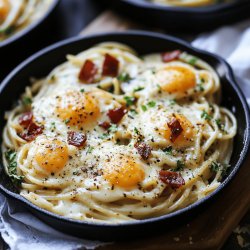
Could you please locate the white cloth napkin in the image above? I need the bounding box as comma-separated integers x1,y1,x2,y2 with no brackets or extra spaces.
1,18,250,250
0,195,106,250
192,18,250,104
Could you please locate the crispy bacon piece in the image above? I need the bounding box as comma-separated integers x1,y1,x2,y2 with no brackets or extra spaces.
159,170,185,189
161,50,181,63
19,122,44,142
134,142,152,160
102,54,119,77
167,117,183,142
78,59,98,83
67,131,87,147
108,107,127,124
18,112,33,129
99,121,111,130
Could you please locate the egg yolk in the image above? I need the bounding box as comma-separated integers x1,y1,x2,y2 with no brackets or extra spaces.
156,66,196,94
56,90,100,128
103,156,145,188
163,114,195,148
0,0,10,22
35,139,69,173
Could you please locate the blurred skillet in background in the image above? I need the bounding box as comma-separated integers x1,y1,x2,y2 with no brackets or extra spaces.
0,31,249,241
101,0,250,31
0,0,60,81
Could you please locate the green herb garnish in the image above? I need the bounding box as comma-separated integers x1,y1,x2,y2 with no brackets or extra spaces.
173,160,185,172
86,146,94,154
118,73,132,82
147,101,156,108
108,124,118,133
201,110,212,121
210,161,230,177
129,109,138,115
99,133,109,139
5,149,23,186
215,119,225,131
133,86,144,92
124,96,135,106
188,57,198,66
163,146,172,155
64,119,70,124
22,96,32,106
141,105,147,112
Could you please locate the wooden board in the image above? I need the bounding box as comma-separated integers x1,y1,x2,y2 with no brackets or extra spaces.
81,11,250,250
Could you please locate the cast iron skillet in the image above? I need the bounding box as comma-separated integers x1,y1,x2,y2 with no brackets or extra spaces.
0,0,60,49
101,0,250,31
0,31,249,241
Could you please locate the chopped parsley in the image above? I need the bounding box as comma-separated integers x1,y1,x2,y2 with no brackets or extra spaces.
197,83,205,92
86,146,94,154
141,105,147,112
210,161,230,177
163,146,172,155
188,57,198,66
108,124,118,133
5,149,23,186
201,110,212,121
80,88,85,93
124,96,135,106
118,73,132,82
64,119,70,124
134,127,140,135
50,122,56,131
215,119,225,131
133,86,144,92
22,96,32,106
174,160,185,172
129,109,138,115
147,101,156,108
99,133,109,139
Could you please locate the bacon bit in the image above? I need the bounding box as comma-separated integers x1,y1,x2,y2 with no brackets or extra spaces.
102,54,119,77
19,122,44,142
167,117,183,142
18,112,33,129
67,131,87,147
99,121,111,130
159,170,185,189
161,50,181,62
134,142,152,160
78,59,98,83
108,107,127,124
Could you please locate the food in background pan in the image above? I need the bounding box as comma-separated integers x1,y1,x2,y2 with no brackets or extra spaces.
2,42,236,223
0,0,54,42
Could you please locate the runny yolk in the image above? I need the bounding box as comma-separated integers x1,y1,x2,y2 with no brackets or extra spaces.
56,90,100,128
0,0,10,23
163,114,195,148
103,156,145,189
156,66,196,94
35,139,69,173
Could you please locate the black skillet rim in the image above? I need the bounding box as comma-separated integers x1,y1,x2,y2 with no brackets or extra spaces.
121,0,250,14
0,30,249,229
0,0,60,49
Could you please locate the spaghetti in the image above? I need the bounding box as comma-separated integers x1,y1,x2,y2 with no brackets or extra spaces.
2,42,237,223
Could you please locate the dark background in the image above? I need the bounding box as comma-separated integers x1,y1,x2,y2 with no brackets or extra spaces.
0,0,250,249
